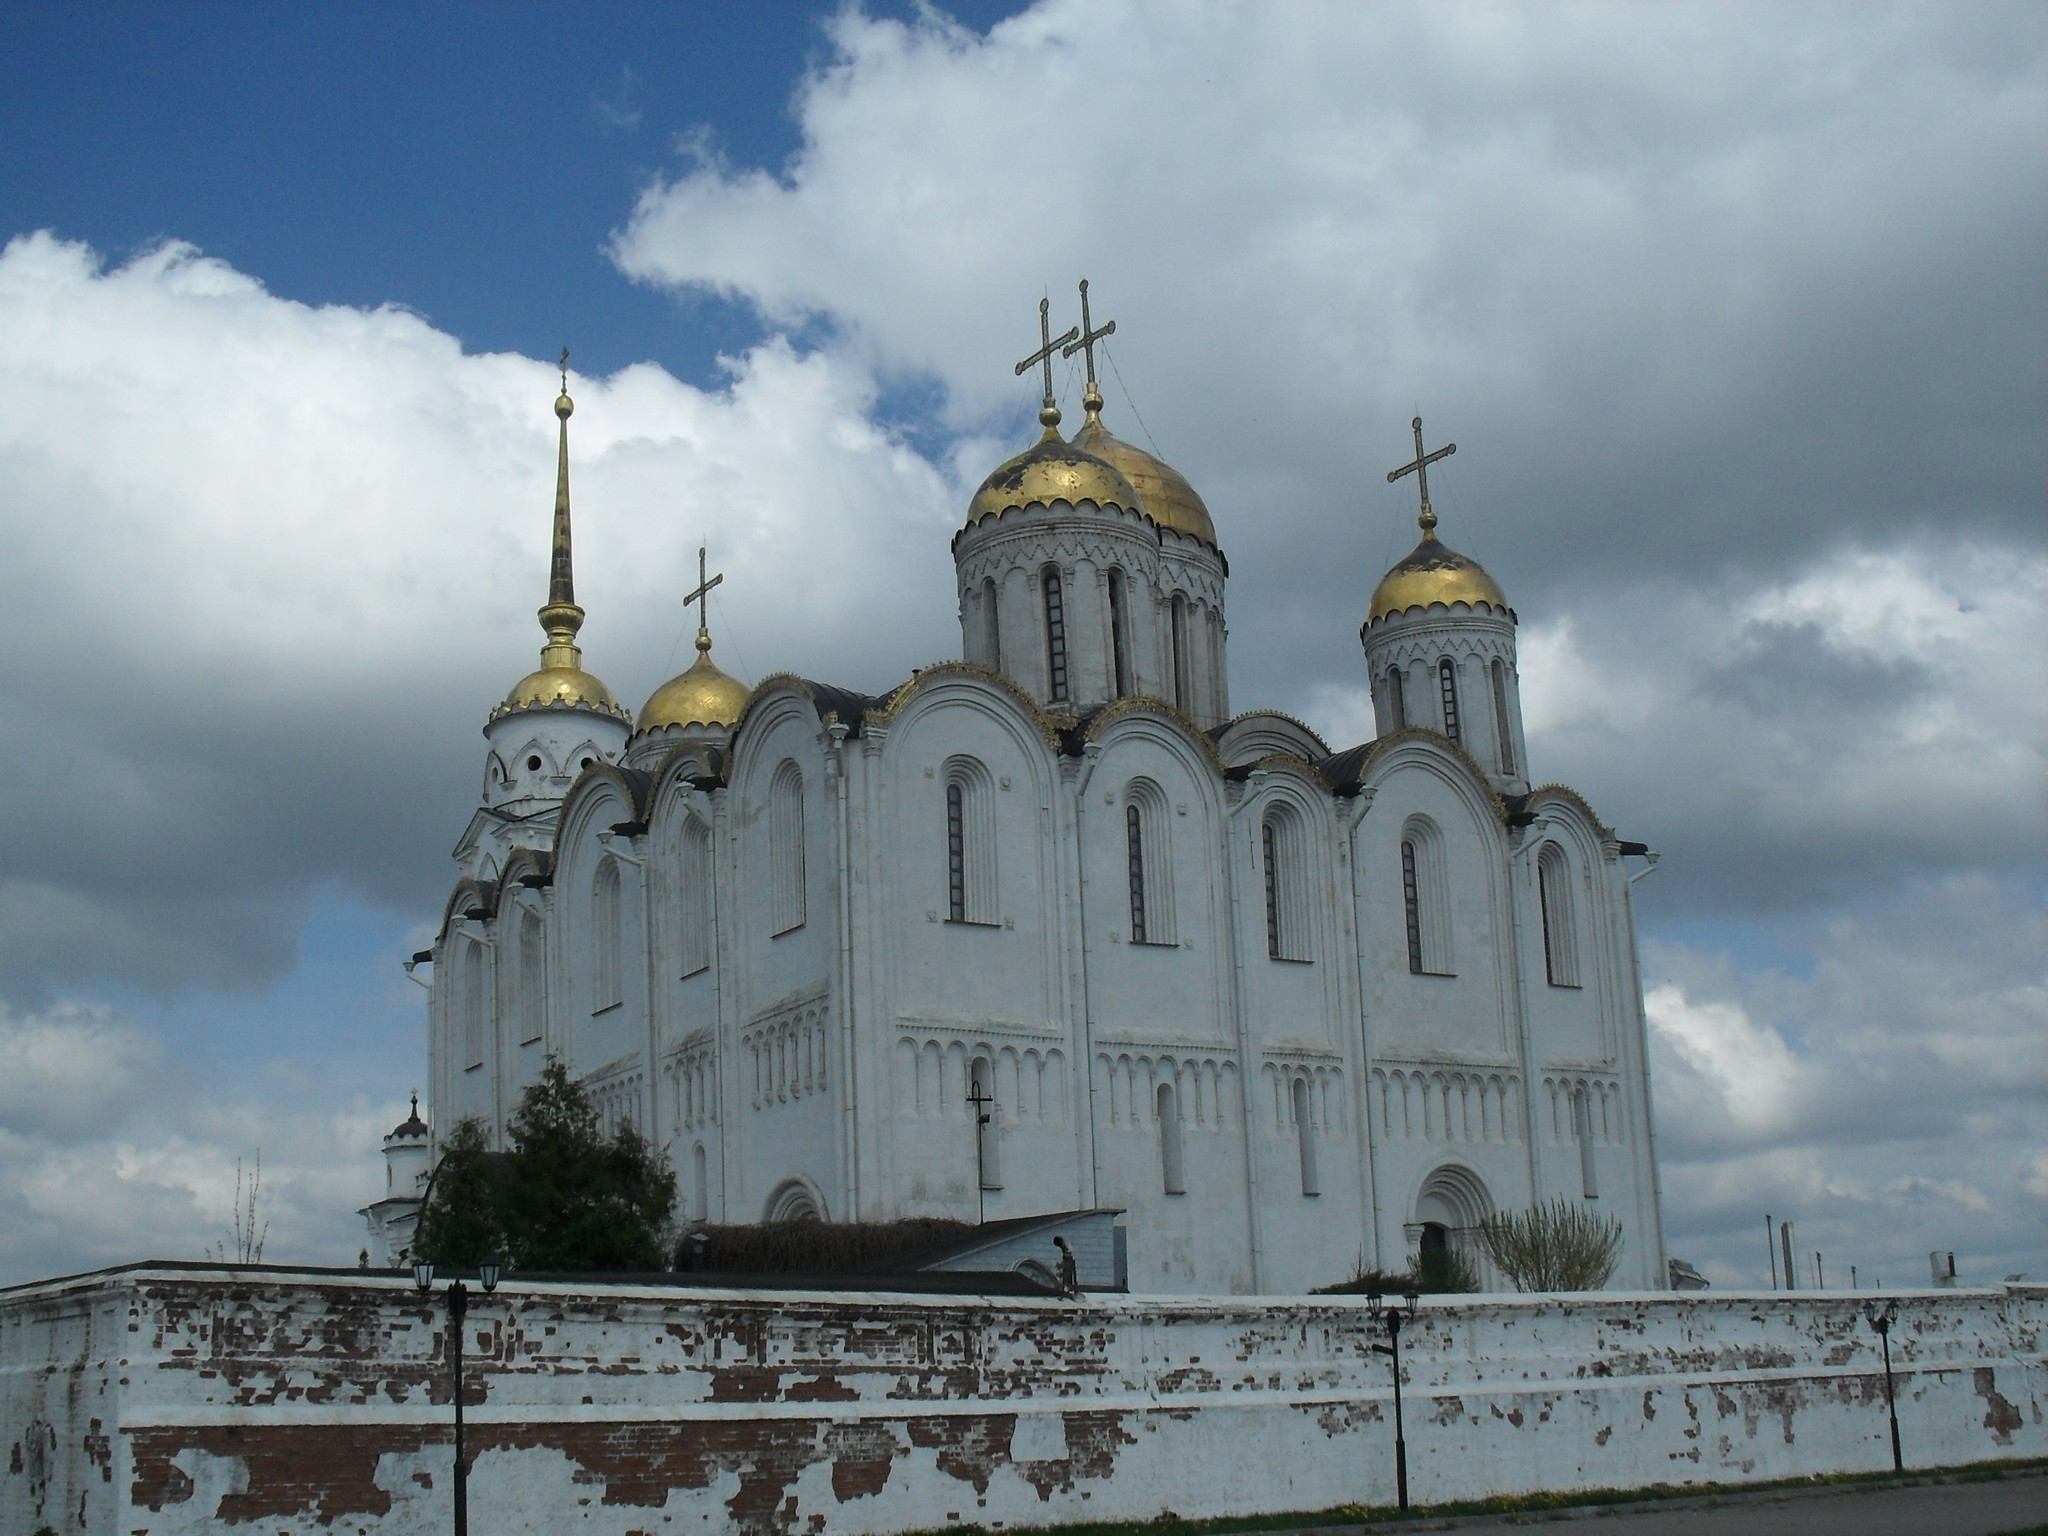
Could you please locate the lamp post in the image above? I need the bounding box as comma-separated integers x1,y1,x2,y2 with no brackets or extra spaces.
1366,1288,1421,1511
414,1259,500,1535
1863,1299,1903,1473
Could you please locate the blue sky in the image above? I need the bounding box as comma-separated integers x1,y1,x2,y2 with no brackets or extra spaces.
0,0,2039,1290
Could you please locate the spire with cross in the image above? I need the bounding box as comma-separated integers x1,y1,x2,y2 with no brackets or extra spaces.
1060,278,1116,420
1386,415,1456,539
1014,296,1080,434
683,544,724,657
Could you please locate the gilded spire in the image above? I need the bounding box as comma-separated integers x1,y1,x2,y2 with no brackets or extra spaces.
538,346,586,671
494,353,625,719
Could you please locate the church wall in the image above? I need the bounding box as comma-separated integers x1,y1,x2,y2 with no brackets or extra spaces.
17,1267,2040,1536
725,700,844,1220
1355,755,1517,1063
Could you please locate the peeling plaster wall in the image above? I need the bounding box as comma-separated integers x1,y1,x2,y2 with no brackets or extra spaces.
4,1267,2041,1536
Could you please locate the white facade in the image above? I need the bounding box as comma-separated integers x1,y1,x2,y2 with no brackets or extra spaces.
421,379,1667,1295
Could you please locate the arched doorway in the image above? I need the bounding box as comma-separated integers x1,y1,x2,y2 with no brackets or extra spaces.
1408,1164,1494,1285
764,1179,824,1223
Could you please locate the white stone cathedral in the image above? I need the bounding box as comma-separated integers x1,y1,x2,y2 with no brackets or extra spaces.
414,297,1669,1294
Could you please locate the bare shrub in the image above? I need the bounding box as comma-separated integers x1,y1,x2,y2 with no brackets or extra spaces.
1476,1196,1623,1292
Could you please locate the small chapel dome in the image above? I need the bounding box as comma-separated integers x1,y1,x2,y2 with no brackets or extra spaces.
1072,413,1218,547
1366,529,1509,626
388,1093,428,1142
640,642,752,730
963,418,1140,530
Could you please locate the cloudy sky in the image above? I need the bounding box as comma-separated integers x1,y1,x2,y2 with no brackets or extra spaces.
0,1,2039,1290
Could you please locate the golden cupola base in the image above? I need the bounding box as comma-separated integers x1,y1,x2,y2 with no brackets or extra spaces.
639,639,751,731
1365,528,1510,626
962,413,1140,530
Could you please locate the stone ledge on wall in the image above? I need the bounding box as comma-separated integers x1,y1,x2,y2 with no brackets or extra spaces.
3,1264,2042,1536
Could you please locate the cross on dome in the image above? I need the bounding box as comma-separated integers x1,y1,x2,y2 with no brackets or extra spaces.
1061,278,1116,415
1014,296,1080,431
684,544,724,651
1386,415,1456,538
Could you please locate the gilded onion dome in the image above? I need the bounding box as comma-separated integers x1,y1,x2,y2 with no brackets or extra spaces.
1072,399,1217,547
963,404,1140,529
495,384,628,719
1366,525,1509,625
640,636,751,730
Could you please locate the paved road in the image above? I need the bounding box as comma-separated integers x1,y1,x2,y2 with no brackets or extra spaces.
1325,1470,2047,1536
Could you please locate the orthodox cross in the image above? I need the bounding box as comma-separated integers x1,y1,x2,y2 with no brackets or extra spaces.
559,346,570,393
1386,415,1456,533
683,545,723,638
1014,296,1080,413
967,1075,996,1220
1060,277,1116,395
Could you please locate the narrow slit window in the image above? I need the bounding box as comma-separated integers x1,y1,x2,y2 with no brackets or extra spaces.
770,763,806,935
1438,657,1461,741
592,858,621,1010
1491,658,1516,775
1387,666,1406,731
1263,822,1282,958
1401,839,1425,975
462,941,485,1069
679,818,712,977
982,577,1001,671
1042,568,1069,703
1126,803,1148,944
947,781,967,923
517,910,544,1044
1108,568,1130,697
1170,594,1190,711
1538,843,1581,987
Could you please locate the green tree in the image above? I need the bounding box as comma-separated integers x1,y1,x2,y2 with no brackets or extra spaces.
1476,1196,1624,1292
410,1060,677,1273
501,1058,676,1272
410,1116,504,1268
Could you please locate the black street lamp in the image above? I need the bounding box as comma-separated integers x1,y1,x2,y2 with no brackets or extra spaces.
414,1259,500,1535
1365,1288,1421,1511
1863,1299,1903,1473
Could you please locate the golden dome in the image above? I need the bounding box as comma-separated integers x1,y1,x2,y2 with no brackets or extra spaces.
1367,529,1509,625
639,641,751,731
963,419,1140,529
1072,411,1217,547
501,662,624,716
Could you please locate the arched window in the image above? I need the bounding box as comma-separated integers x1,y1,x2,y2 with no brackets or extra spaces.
971,1055,1002,1189
1170,593,1191,711
1400,820,1454,976
691,1142,709,1220
1126,804,1147,943
1123,781,1176,945
1263,808,1311,961
1107,568,1132,697
679,817,713,977
592,858,622,1011
1293,1075,1320,1196
516,909,544,1044
943,758,998,924
1041,567,1069,703
770,762,806,935
461,940,486,1069
1157,1078,1185,1195
1387,666,1407,732
982,577,1001,671
1537,843,1581,987
1438,657,1461,741
1491,658,1516,775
